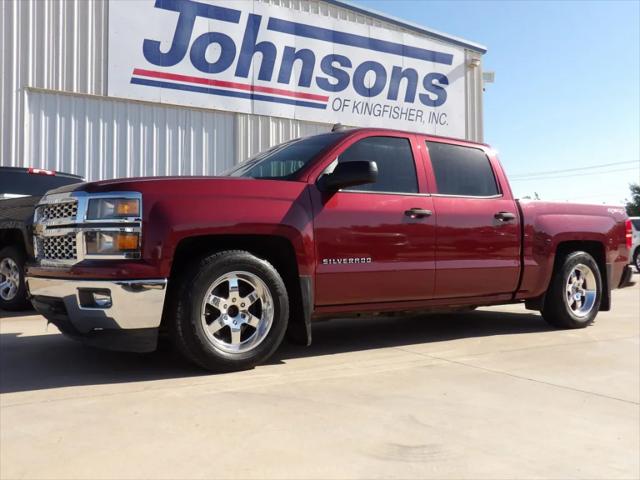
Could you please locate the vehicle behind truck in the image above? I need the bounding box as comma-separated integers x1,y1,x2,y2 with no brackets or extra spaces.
628,217,640,271
0,167,83,310
25,129,633,370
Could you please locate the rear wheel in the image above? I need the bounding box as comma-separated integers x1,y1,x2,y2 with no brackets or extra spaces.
0,246,30,311
542,251,601,329
633,249,640,272
171,250,289,372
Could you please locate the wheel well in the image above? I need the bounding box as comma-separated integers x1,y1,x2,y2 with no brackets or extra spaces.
554,240,610,311
0,229,26,251
166,234,308,340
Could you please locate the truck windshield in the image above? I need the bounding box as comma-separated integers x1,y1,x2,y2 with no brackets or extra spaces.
224,132,346,179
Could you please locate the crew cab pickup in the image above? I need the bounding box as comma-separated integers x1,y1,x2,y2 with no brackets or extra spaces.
26,128,633,371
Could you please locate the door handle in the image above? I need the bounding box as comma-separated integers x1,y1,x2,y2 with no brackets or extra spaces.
404,208,432,219
494,211,516,222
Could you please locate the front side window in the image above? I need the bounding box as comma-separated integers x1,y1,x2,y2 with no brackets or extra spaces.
426,141,499,197
224,132,347,180
337,136,418,193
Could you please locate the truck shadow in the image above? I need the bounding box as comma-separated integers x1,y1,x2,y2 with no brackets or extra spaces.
0,309,35,318
0,309,553,394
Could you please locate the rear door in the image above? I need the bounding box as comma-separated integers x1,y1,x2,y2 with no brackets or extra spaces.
423,140,521,298
310,133,436,305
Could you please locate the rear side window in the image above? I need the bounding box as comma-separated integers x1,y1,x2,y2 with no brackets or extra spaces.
338,136,418,194
631,219,640,231
426,141,499,197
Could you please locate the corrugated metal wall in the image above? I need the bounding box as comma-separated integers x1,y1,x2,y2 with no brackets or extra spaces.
234,114,329,164
26,89,236,181
1,0,484,181
0,0,107,171
263,0,407,29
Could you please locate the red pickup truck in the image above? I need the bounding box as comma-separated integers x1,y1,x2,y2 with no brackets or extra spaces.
26,128,633,371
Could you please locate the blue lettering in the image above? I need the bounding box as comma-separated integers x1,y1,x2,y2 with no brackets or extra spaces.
277,47,315,88
143,0,240,67
316,54,352,92
353,61,387,97
142,1,451,110
387,66,418,103
190,32,236,74
419,73,449,107
235,14,277,81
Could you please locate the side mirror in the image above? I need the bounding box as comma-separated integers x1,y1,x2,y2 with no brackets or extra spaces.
317,161,378,192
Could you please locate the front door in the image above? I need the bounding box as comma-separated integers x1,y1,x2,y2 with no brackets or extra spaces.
311,134,436,306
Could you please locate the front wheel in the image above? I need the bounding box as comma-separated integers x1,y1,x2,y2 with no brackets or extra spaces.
542,251,602,329
170,250,289,372
0,246,30,311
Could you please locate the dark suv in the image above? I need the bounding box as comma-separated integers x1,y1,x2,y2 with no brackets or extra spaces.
0,167,83,310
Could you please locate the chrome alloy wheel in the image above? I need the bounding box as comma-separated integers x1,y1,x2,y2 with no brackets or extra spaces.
200,271,274,354
0,257,20,301
565,263,597,318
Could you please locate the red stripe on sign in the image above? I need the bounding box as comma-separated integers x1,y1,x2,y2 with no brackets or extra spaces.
132,68,329,102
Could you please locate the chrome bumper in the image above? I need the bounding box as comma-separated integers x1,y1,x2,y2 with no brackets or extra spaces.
27,276,167,332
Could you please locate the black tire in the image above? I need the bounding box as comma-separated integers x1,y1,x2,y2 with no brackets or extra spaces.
170,250,289,372
542,251,602,329
634,248,640,272
0,245,30,311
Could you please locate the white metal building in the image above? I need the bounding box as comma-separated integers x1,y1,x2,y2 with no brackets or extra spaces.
0,0,486,182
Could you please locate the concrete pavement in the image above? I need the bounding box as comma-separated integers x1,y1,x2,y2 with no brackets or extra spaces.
1,279,639,479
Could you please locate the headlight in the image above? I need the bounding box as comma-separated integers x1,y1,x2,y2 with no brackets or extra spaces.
83,193,142,259
85,231,140,255
87,198,140,220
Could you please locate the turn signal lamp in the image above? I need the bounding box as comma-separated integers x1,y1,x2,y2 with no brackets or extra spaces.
85,231,140,255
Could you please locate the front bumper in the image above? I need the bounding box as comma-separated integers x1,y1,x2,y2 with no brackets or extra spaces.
27,276,167,352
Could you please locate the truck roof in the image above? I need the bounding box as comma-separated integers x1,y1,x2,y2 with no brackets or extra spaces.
0,167,84,197
335,127,491,149
0,166,83,179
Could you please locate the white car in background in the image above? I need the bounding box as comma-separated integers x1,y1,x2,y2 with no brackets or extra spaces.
629,217,640,272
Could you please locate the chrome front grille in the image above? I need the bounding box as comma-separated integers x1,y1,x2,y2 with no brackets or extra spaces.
39,234,78,262
33,191,142,266
37,201,78,223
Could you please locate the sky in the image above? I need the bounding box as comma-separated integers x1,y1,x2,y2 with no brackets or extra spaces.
358,0,640,205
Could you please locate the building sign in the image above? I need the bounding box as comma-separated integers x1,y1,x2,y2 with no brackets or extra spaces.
108,0,466,137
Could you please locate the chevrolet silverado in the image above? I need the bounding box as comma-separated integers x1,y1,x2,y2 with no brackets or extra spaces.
26,128,633,371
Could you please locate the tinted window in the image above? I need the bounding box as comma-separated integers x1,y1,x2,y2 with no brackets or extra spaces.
225,132,346,179
631,219,640,231
337,136,418,193
426,142,499,197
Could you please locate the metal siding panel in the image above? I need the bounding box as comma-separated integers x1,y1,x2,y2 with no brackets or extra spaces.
25,90,236,181
234,114,329,163
260,0,411,33
1,0,107,168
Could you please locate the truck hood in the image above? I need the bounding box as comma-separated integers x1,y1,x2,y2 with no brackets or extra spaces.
46,176,307,201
